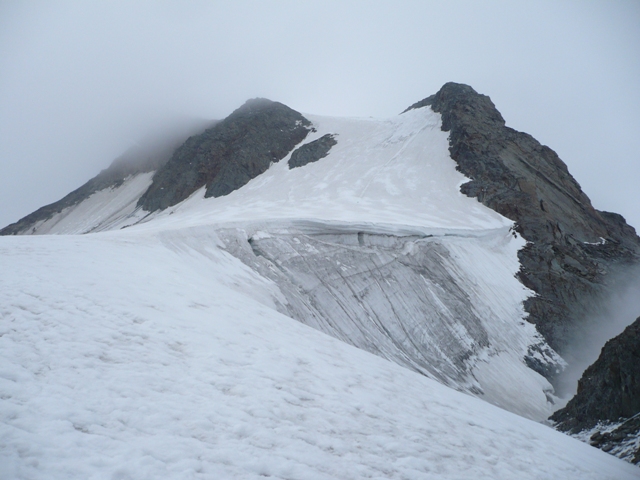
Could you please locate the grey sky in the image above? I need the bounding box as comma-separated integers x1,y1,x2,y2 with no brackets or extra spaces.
1,0,639,230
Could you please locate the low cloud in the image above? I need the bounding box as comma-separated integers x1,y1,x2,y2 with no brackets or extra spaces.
555,265,640,398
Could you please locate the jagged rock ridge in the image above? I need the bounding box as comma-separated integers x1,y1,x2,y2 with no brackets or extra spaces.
404,83,640,463
406,83,640,374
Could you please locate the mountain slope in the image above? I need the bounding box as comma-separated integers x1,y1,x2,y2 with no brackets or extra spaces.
124,107,562,420
406,83,640,374
137,98,311,212
1,229,638,479
0,118,215,235
2,83,640,467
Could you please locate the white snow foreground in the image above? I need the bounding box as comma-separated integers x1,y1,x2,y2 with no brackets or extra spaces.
1,230,638,480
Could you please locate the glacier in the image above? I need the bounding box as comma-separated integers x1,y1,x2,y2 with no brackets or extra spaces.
1,100,638,478
1,226,637,479
128,107,564,420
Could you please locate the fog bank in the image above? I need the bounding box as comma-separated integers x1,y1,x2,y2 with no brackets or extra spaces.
555,266,640,398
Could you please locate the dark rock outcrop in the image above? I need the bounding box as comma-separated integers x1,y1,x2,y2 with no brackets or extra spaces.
551,317,640,430
288,134,337,169
588,415,640,464
137,99,311,212
405,83,640,375
550,317,640,463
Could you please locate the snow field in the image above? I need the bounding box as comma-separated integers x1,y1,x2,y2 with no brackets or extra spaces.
133,108,511,233
1,231,637,479
441,232,565,417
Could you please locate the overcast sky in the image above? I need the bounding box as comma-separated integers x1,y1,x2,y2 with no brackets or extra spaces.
1,0,639,231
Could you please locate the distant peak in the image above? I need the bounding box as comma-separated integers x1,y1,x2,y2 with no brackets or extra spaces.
233,97,285,116
136,95,311,212
402,82,476,113
239,97,276,108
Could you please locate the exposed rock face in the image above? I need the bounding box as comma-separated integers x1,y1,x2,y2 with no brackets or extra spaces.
588,415,640,464
552,317,640,429
288,134,337,169
138,99,311,212
405,83,640,373
550,317,640,463
407,83,640,462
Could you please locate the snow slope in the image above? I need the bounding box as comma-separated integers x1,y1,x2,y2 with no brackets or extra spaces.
218,223,561,420
2,106,620,477
1,229,638,479
22,172,154,235
119,108,562,420
136,108,509,231
3,107,567,419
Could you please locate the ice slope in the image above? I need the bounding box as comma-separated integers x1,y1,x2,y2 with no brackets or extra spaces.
1,229,638,480
218,223,560,420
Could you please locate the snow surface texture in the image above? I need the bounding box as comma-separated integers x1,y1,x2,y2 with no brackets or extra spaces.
1,231,638,480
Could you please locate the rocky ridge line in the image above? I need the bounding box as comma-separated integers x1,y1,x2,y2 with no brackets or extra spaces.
405,83,640,377
405,83,640,464
0,119,215,236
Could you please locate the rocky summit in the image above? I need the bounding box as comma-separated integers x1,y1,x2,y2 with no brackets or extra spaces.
137,98,311,212
407,83,640,378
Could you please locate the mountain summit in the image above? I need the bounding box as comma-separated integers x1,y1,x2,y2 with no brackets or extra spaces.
138,98,312,212
2,83,639,474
